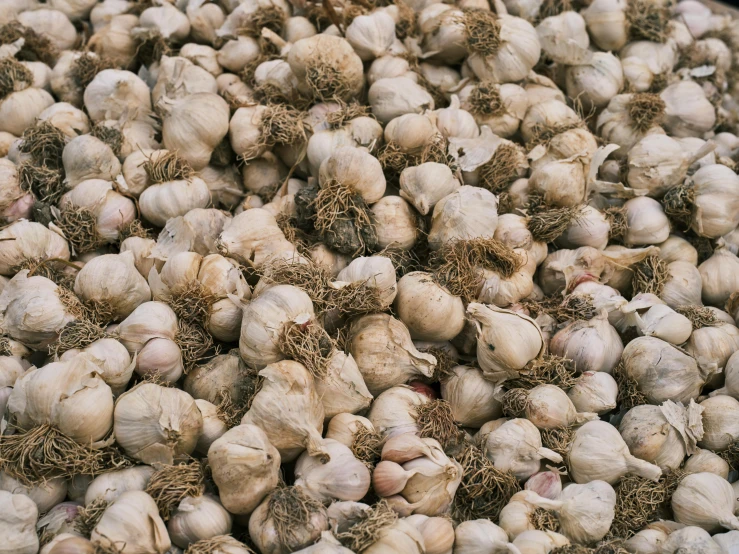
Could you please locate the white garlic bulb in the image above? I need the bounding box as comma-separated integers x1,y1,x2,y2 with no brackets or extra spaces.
567,371,618,415
482,418,563,479
371,196,420,251
621,196,671,246
428,186,499,250
59,337,135,396
454,519,514,554
661,261,704,309
399,162,460,216
335,255,397,310
672,472,739,532
536,11,590,65
687,165,739,239
167,494,232,549
698,395,739,451
569,420,662,485
84,465,155,505
581,0,627,51
0,221,69,276
441,365,502,428
685,321,739,372
565,52,624,110
661,81,716,138
0,491,38,554
368,385,428,439
549,310,623,374
394,272,465,342
84,69,151,123
659,526,723,554
345,11,396,61
295,439,371,503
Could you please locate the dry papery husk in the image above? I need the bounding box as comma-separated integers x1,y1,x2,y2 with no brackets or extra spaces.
427,237,524,303
144,459,206,520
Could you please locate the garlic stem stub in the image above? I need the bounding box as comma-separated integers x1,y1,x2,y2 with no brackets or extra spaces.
1,0,739,551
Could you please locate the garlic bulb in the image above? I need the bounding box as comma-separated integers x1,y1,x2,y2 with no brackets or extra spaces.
698,395,739,451
556,481,617,545
526,471,563,500
468,303,544,383
373,433,462,516
295,439,371,503
661,81,716,138
0,221,69,276
482,418,562,479
557,205,610,250
85,466,155,505
62,134,120,188
511,529,570,554
316,350,373,420
208,424,280,516
216,208,285,264
549,310,623,374
114,383,203,465
685,321,739,372
454,519,515,554
711,351,739,399
345,11,396,61
441,365,501,428
658,236,699,265
672,472,739,532
0,474,67,514
458,81,528,139
581,0,627,51
428,186,499,250
699,247,739,307
394,272,465,342
684,449,729,479
368,386,428,438
238,284,314,368
242,360,329,463
399,162,460,216
195,399,227,455
347,314,436,396
152,55,217,105
659,526,723,554
59,337,135,396
168,494,232,549
91,491,171,554
565,52,624,110
0,491,38,554
569,420,662,484
661,261,703,309
511,384,599,429
687,165,739,239
84,69,151,123
335,255,397,310
372,196,420,251
620,196,670,246
567,371,618,415
368,77,435,124
621,337,715,404
536,11,590,65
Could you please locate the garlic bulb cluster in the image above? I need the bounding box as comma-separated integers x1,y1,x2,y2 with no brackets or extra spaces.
2,0,739,551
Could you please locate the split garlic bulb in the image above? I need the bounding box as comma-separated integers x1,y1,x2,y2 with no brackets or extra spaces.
567,371,618,414
549,310,623,374
482,418,562,479
238,284,314,368
394,272,465,342
91,491,171,554
373,433,462,516
569,420,662,485
114,383,203,465
295,439,371,503
468,303,544,383
621,337,715,404
347,314,436,396
0,220,69,276
672,472,739,532
0,491,38,554
441,365,502,428
242,360,329,463
208,424,280,516
427,186,499,250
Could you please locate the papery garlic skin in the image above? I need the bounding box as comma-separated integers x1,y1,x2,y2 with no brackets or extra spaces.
399,163,460,216
441,365,502,428
689,166,739,239
0,221,70,276
0,474,68,514
661,81,716,138
549,310,623,374
208,424,280,516
482,418,562,479
567,372,618,415
294,439,371,503
0,490,39,554
167,494,232,549
368,386,428,439
427,186,499,250
394,272,465,342
672,472,739,532
698,395,739,451
699,247,739,307
85,466,155,505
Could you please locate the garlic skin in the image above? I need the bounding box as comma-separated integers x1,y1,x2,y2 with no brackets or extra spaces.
242,360,328,463
621,196,670,246
84,69,151,123
454,520,517,554
549,310,623,374
114,383,203,465
621,337,715,404
482,418,563,479
427,186,499,250
335,255,397,310
167,494,232,549
672,472,739,532
84,466,155,505
711,351,739,399
661,81,716,138
0,220,70,275
368,76,435,124
468,303,544,383
217,208,285,265
140,177,212,228
0,491,38,554
698,395,739,451
91,491,171,554
152,56,217,105
565,52,624,110
569,420,662,485
519,384,599,430
60,338,135,396
557,481,617,545
557,205,610,250
8,353,114,443
685,322,739,372
208,424,280,516
567,371,618,414
372,196,420,251
345,11,396,61
399,163,460,216
661,261,703,309
659,526,723,554
0,86,55,137
394,272,465,342
62,135,121,187
373,433,462,516
581,0,627,51
368,386,428,439
441,365,502,428
238,284,314,368
294,439,371,503
536,11,590,65
525,471,563,500
347,314,436,396
195,399,227,455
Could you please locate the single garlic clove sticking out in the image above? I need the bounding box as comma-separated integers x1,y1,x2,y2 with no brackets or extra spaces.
569,420,662,485
672,472,739,533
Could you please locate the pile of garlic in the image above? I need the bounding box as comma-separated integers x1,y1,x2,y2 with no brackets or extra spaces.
2,0,739,552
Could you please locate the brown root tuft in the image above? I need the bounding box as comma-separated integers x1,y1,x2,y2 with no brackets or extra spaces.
537,0,573,20
305,57,356,102
18,163,65,203
451,444,521,521
145,460,206,520
330,280,387,318
604,207,628,242
0,424,132,485
467,80,504,116
395,0,419,39
608,472,683,539
501,388,530,417
676,305,719,330
163,280,219,326
336,499,398,553
54,207,108,255
463,9,501,58
377,136,452,183
421,347,458,383
527,195,586,243
507,354,578,390
478,143,526,195
661,182,695,231
0,21,57,66
351,426,383,470
552,543,630,554
266,486,327,548
324,100,372,129
185,536,256,554
143,150,195,184
17,256,80,290
428,238,523,303
530,506,560,532
89,123,123,157
613,362,649,410
279,318,335,379
70,53,116,91
311,179,378,256
118,219,153,242
133,28,171,66
0,56,34,99
175,320,219,373
627,93,666,132
241,104,309,161
555,293,597,323
238,5,286,36
631,255,669,296
415,399,465,454
540,426,575,463
626,0,670,43
19,121,67,168
258,258,335,315
526,121,584,150
52,319,109,357
74,498,110,537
